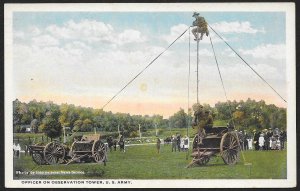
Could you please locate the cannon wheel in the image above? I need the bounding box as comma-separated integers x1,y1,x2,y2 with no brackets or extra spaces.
32,153,45,165
220,132,240,165
92,140,106,163
43,141,65,165
200,155,210,165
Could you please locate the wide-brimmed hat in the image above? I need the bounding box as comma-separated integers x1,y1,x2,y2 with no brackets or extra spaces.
193,12,200,17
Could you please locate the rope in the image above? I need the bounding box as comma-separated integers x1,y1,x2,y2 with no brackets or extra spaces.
209,32,248,164
208,34,236,128
208,24,287,103
101,26,190,109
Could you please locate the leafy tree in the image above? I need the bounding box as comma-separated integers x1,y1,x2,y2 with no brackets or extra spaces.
30,119,39,133
73,119,83,132
169,108,187,128
82,119,93,132
40,117,62,139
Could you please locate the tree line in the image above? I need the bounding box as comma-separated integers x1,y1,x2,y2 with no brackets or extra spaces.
13,98,286,138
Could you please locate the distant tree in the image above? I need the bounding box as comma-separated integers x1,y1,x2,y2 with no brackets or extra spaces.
82,119,93,132
30,119,39,133
169,108,187,128
73,119,83,132
40,117,62,139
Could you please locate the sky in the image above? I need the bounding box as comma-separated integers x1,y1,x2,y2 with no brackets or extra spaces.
12,11,287,117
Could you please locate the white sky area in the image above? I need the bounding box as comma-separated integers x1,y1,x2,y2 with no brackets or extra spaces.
12,12,287,117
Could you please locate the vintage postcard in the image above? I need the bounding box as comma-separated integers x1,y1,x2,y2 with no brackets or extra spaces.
4,3,296,188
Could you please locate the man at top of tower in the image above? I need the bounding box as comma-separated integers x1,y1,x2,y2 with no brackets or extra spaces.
191,12,209,41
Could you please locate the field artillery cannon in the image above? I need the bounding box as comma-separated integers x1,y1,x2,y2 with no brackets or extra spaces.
187,126,241,167
67,134,107,165
28,134,107,165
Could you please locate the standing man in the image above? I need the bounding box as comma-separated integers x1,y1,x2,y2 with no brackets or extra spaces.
191,12,209,41
177,134,181,152
171,135,177,152
156,137,161,154
280,130,286,150
119,135,125,152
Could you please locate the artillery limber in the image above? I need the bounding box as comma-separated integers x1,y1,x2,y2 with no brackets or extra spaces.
28,134,107,165
28,141,67,165
67,134,106,165
187,126,241,167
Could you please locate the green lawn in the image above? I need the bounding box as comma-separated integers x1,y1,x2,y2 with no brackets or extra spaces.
14,144,286,179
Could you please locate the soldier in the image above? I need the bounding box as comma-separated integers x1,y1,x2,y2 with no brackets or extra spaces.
191,12,209,41
204,110,213,131
156,137,161,154
177,134,181,152
192,103,213,145
280,130,286,150
171,135,177,152
119,135,125,152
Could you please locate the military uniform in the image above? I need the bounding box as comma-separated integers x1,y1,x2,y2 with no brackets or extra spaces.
192,103,213,144
156,138,161,153
191,12,209,41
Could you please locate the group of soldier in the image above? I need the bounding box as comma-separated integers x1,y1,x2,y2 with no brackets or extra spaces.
170,134,181,152
106,135,125,152
239,128,287,151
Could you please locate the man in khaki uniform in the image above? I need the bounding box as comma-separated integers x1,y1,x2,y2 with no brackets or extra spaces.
191,12,209,41
192,103,213,145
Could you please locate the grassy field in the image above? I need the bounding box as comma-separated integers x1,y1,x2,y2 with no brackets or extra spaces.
14,144,286,180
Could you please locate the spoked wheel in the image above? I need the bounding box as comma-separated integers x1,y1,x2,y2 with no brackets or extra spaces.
32,152,45,165
43,141,66,165
199,155,210,165
92,140,106,163
220,132,240,165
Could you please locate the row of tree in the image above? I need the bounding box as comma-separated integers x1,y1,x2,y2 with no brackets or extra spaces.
13,98,286,138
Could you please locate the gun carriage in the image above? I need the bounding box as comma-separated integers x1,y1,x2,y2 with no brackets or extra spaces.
28,134,107,165
188,126,241,167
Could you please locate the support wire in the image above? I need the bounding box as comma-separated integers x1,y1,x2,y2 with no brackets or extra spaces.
102,27,190,109
208,24,287,103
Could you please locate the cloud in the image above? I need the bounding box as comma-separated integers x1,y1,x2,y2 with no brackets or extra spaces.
118,29,147,44
32,35,59,47
198,48,213,56
45,19,146,46
239,44,285,59
221,48,236,57
28,27,41,36
210,21,265,34
162,24,189,44
46,19,114,42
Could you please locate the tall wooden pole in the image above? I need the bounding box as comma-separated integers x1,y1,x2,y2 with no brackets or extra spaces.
196,28,199,103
